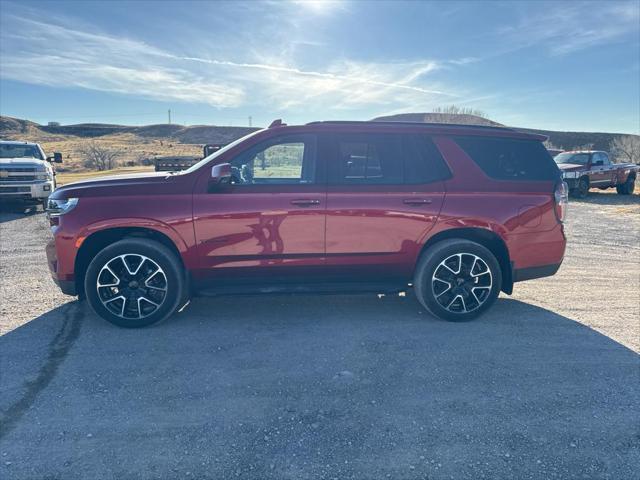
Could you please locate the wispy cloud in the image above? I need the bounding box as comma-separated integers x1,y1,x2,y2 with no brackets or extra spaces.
0,13,455,112
499,1,639,56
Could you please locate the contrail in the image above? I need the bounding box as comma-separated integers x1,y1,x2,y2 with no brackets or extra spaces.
176,55,455,97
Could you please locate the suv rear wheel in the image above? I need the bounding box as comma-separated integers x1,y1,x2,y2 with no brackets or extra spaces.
414,239,502,322
84,238,184,328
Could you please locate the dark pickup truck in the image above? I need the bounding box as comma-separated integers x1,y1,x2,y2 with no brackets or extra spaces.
555,150,638,198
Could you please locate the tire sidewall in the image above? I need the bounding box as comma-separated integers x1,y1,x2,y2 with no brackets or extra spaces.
415,240,502,322
626,177,635,194
577,177,589,198
84,239,183,328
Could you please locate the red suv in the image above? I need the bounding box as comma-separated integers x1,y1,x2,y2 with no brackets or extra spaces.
46,121,567,327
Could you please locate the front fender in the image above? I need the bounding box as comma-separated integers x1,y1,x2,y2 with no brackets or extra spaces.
77,217,190,255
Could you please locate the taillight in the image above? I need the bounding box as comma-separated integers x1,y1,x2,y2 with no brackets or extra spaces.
554,181,568,222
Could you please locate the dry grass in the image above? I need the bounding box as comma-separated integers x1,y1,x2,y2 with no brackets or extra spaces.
9,126,202,172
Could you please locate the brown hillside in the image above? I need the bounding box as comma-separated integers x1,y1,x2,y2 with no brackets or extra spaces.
0,116,259,172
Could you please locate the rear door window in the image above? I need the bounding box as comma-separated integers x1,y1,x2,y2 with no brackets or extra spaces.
327,133,449,185
453,136,559,181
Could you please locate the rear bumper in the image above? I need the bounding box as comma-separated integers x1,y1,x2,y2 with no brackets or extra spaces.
513,263,562,282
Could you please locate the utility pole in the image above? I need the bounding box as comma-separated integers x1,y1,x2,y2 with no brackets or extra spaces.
168,109,171,124
248,116,252,127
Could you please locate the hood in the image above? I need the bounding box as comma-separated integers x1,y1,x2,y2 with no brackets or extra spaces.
0,157,49,169
65,171,170,186
51,170,182,199
556,163,586,173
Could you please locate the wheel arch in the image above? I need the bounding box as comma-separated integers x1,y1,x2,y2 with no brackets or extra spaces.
417,227,513,294
74,226,184,298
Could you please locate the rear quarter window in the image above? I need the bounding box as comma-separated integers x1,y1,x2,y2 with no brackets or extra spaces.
453,136,560,181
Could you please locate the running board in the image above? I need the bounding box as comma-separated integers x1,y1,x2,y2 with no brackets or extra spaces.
195,281,407,297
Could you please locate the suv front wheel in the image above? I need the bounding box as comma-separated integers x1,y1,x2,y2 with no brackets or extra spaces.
414,239,502,322
84,238,185,328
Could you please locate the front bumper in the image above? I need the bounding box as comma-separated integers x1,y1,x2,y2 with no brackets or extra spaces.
0,181,54,201
46,231,78,296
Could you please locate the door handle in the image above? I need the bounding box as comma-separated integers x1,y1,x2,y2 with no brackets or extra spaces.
403,198,433,206
290,199,321,206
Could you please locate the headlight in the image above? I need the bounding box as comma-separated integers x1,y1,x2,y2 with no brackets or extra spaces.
36,171,53,180
562,171,577,179
47,198,79,217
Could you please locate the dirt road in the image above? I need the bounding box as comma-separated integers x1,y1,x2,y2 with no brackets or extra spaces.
1,192,638,479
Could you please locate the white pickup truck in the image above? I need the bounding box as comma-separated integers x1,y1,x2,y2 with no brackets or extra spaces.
0,141,62,209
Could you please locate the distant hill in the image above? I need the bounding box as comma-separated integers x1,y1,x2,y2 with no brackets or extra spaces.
0,117,259,145
373,112,504,127
372,113,637,152
0,116,261,171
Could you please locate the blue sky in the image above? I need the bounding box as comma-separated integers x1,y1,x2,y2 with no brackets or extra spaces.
0,0,638,133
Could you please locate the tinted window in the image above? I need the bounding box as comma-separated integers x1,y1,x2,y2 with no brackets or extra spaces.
554,152,590,165
0,144,43,159
328,133,449,185
592,152,611,165
404,135,451,184
454,136,559,181
230,135,316,185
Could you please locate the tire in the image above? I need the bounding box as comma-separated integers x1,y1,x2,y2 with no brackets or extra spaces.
84,238,184,328
572,177,589,198
414,239,502,322
617,176,635,195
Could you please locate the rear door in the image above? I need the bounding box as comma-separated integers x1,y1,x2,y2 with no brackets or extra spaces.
324,132,447,282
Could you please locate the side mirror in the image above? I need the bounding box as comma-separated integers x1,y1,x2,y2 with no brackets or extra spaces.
48,152,63,163
210,163,231,184
593,160,603,166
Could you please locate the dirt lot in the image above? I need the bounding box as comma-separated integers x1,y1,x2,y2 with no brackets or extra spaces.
0,191,638,479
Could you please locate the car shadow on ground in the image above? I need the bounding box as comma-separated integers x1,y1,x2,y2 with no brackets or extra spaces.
0,202,42,222
570,189,640,206
1,294,638,479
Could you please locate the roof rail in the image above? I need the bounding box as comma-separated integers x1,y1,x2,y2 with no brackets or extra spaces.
305,120,516,132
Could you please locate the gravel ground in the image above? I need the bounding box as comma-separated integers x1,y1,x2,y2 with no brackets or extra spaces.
1,192,638,479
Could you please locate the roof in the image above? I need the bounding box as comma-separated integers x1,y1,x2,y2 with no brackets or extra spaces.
296,120,547,141
307,120,517,133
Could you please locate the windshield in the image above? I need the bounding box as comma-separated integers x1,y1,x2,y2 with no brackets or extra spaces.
0,143,44,160
181,130,265,174
554,152,589,165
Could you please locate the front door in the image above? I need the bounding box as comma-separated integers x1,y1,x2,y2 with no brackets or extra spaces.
324,132,446,283
192,133,326,284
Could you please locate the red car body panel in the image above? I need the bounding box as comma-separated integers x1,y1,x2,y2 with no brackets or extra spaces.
46,122,566,296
